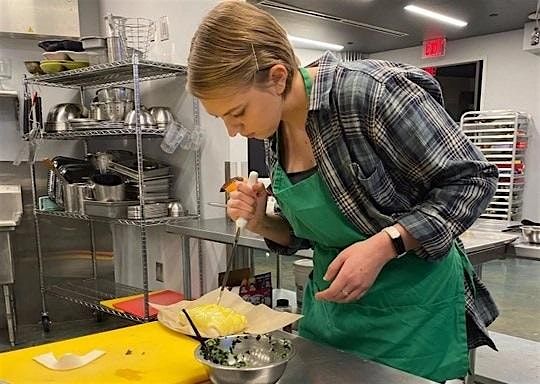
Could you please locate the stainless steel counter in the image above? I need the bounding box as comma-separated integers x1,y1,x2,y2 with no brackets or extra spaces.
196,330,437,384
276,331,437,384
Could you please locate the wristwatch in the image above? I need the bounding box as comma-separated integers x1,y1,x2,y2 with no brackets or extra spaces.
382,226,407,258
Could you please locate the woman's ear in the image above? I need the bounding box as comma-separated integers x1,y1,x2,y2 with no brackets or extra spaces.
268,64,288,96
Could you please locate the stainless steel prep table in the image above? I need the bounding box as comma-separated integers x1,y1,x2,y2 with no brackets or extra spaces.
0,321,438,384
166,218,519,384
276,330,438,384
166,217,519,298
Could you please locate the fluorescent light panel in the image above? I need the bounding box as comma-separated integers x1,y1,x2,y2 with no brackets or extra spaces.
404,5,468,28
288,35,344,51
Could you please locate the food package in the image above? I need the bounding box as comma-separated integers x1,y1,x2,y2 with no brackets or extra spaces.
152,288,302,338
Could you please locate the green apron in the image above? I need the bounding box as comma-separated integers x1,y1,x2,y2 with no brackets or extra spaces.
271,68,471,382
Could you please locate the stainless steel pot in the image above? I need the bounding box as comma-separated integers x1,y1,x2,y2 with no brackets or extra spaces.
96,87,134,102
91,174,125,202
89,102,106,120
103,101,133,122
91,183,125,202
63,183,88,213
76,184,93,214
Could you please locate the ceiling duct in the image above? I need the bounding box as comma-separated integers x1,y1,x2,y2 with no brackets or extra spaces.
255,0,408,38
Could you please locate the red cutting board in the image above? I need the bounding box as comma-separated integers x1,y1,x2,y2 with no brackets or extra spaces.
113,290,184,318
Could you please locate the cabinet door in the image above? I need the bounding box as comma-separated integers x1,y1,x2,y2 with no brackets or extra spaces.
0,0,80,38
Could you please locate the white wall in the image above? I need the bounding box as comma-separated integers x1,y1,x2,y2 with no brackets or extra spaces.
370,29,540,221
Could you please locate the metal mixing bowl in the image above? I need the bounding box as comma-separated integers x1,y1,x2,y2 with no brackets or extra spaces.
24,61,45,75
124,109,157,128
521,226,540,244
149,106,175,128
45,103,83,132
194,334,295,384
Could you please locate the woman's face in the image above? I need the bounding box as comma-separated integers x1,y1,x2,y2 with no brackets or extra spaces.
200,66,287,140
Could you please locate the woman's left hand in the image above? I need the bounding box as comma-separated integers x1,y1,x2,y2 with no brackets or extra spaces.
314,232,396,303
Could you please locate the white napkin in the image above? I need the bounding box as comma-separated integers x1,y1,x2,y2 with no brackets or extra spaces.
33,350,105,371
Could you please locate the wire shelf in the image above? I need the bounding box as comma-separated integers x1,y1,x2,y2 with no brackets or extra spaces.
25,60,186,89
45,278,151,322
25,127,166,140
36,209,199,226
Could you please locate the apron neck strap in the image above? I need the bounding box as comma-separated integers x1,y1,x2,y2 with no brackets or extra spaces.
299,67,313,103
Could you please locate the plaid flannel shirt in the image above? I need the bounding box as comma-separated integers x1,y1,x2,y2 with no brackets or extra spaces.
264,52,499,349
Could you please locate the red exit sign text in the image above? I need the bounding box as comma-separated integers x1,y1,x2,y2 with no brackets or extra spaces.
422,37,446,59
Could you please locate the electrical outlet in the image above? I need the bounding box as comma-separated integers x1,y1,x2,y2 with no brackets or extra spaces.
159,16,169,41
156,261,164,282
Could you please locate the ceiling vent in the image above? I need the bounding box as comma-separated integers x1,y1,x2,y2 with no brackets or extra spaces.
256,0,408,38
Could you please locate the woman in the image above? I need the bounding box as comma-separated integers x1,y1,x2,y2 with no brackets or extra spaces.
187,1,499,382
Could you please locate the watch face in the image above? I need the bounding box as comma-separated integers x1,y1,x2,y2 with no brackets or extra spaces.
386,226,400,239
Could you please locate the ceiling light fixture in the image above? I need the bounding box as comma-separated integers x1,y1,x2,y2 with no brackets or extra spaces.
404,5,468,28
258,1,408,37
287,35,344,51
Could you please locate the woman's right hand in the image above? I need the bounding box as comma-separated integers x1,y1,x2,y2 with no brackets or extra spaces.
227,181,268,233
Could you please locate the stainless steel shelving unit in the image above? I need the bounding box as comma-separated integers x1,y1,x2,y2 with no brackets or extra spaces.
45,278,149,323
461,110,529,222
24,57,200,331
24,60,186,88
35,209,199,226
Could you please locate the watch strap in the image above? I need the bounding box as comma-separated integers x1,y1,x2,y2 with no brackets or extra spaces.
382,226,407,258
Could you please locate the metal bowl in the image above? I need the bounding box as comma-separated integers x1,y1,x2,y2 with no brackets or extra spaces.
521,226,540,244
149,106,175,128
45,103,83,132
24,61,45,75
195,334,295,384
124,109,157,128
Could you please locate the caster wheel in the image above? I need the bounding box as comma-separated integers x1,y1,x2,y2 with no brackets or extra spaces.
93,311,105,323
41,315,51,333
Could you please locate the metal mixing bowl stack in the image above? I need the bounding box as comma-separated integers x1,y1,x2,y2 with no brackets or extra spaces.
195,334,295,384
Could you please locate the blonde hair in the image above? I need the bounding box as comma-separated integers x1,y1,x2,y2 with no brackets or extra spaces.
187,0,298,99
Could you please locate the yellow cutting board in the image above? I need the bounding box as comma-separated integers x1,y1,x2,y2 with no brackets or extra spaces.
0,322,209,384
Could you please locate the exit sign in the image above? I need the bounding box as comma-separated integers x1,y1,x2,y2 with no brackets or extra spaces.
422,37,446,59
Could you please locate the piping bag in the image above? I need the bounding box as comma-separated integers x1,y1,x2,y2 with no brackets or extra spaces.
217,171,258,305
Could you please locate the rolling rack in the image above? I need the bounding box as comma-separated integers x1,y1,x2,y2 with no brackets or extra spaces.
460,110,529,222
23,58,202,331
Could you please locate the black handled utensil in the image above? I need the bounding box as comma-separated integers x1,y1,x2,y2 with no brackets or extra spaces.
182,308,206,352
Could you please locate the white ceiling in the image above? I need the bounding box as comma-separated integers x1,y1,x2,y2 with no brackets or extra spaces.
251,0,540,53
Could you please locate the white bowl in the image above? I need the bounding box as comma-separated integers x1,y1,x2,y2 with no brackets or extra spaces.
58,51,90,62
42,51,69,61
